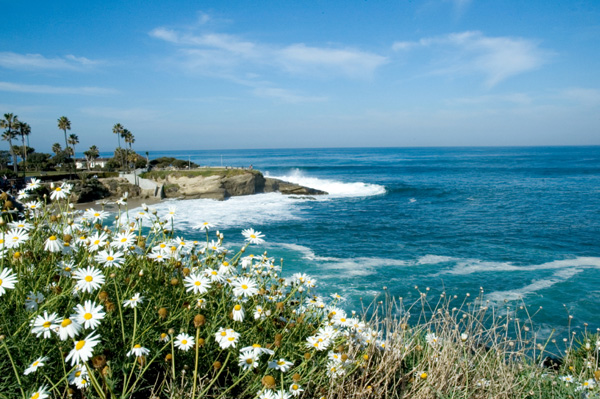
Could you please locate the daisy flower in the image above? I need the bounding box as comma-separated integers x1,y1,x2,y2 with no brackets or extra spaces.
24,356,48,375
5,228,29,249
184,273,212,295
147,250,168,262
206,240,223,253
57,317,82,341
214,327,240,349
95,249,125,268
232,304,245,322
50,183,72,201
65,332,101,366
238,351,259,371
0,268,17,296
112,231,136,249
8,220,33,231
242,228,265,244
268,358,293,372
164,206,177,221
127,344,150,357
74,300,106,329
425,333,440,346
231,277,259,298
30,311,60,338
88,232,109,251
273,390,291,399
123,293,144,308
43,235,63,252
73,266,105,293
24,200,43,213
204,268,226,283
68,365,89,387
24,177,41,191
83,208,109,223
25,291,44,311
306,335,330,351
289,384,304,397
241,344,274,357
174,333,195,351
195,221,214,230
28,385,50,399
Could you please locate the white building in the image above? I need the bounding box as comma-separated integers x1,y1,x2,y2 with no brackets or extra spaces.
75,158,109,170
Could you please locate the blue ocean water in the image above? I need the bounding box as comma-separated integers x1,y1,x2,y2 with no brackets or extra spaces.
132,147,600,333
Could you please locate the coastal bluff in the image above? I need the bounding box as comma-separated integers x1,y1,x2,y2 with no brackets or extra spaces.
139,168,327,200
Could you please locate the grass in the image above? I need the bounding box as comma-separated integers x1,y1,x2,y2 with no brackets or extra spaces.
0,184,598,399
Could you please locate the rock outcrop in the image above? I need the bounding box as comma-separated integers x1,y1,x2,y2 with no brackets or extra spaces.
145,170,326,200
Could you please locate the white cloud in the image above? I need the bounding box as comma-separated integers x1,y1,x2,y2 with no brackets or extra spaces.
0,52,102,71
0,81,117,95
560,87,600,106
150,26,387,78
392,31,550,87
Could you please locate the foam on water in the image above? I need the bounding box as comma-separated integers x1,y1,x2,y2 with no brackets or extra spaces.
442,257,600,275
267,169,386,198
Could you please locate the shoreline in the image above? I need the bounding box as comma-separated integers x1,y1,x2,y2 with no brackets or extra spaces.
72,196,162,211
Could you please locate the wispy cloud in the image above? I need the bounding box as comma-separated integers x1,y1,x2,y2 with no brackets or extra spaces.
149,26,387,79
0,81,117,95
446,93,533,106
0,52,102,71
559,87,600,106
392,31,551,87
80,106,158,120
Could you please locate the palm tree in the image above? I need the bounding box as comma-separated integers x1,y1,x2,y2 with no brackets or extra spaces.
68,133,79,169
51,143,62,156
123,129,135,172
84,145,100,171
57,116,71,152
17,122,31,173
1,113,19,173
112,123,124,170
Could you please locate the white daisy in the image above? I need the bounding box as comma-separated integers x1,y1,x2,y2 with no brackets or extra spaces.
8,221,33,231
127,344,150,357
112,231,136,249
94,249,124,268
50,183,72,201
88,232,109,251
238,351,259,371
24,356,48,375
28,385,50,399
83,208,109,223
214,327,240,349
242,228,265,244
240,344,274,357
123,293,143,308
5,228,29,249
195,221,214,230
73,266,105,293
174,333,195,351
57,317,82,341
24,177,41,191
74,300,106,329
30,311,60,338
232,304,245,322
25,291,44,311
0,268,18,296
65,332,101,366
43,234,63,252
231,277,259,298
268,358,293,372
184,273,212,295
289,383,304,397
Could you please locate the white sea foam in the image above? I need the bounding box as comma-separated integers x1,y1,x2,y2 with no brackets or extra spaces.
485,268,584,302
417,255,454,265
266,169,386,198
442,257,600,275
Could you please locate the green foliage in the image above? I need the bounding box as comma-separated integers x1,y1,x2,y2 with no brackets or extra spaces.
141,168,251,180
149,157,199,170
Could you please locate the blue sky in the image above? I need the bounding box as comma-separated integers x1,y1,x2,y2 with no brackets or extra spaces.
1,0,599,152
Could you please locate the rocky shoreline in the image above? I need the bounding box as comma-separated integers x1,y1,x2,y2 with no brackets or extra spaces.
72,169,326,204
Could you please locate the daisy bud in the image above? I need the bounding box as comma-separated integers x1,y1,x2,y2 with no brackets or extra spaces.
63,234,72,243
198,338,205,347
341,354,349,362
276,302,284,311
50,215,57,222
193,314,206,328
137,356,147,366
170,278,179,286
13,251,21,259
102,366,111,376
158,308,168,319
165,354,172,363
304,353,311,360
261,375,276,389
292,373,301,382
105,301,116,312
594,370,600,381
213,361,222,370
92,355,107,369
0,335,5,341
182,267,190,276
142,203,148,211
138,270,144,277
98,291,109,303
168,328,175,335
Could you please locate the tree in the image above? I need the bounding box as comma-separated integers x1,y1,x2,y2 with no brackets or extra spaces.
51,143,62,156
57,116,71,152
27,152,52,172
123,129,135,172
68,133,79,165
84,145,100,170
17,121,31,172
1,113,19,173
112,123,124,170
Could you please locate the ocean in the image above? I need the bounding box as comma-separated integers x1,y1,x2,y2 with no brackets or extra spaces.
123,146,600,335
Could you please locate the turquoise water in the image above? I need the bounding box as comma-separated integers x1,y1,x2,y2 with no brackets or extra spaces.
125,147,600,334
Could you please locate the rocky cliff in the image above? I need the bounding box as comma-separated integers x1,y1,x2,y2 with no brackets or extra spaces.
143,169,327,200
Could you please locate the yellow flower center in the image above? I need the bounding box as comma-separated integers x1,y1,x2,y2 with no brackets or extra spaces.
56,187,62,192
81,379,87,384
65,267,71,272
83,313,92,320
0,279,3,285
106,256,114,261
85,276,93,282
420,372,428,380
94,240,100,245
292,384,298,390
228,337,235,341
245,358,253,364
49,235,57,241
252,344,261,348
61,319,72,327
134,344,141,348
250,234,256,239
76,340,86,350
43,321,52,328
181,339,187,345
160,243,166,248
194,281,201,286
223,262,229,266
75,371,81,377
242,284,248,290
234,305,241,311
211,271,217,275
121,238,127,242
94,213,100,217
221,332,227,337
32,361,39,366
278,360,285,365
31,393,40,399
